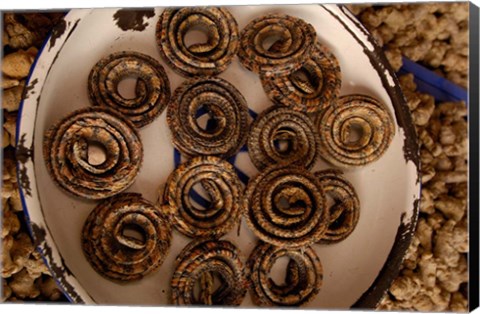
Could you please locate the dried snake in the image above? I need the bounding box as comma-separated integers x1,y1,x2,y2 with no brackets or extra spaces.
247,106,319,170
43,107,143,200
261,42,342,113
162,156,243,238
167,77,249,159
81,193,172,281
88,51,171,128
247,241,323,307
315,169,360,243
315,94,395,168
243,164,329,248
238,14,316,77
156,7,239,77
171,239,247,305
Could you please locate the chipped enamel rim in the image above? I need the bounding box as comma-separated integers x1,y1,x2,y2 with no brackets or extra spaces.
16,5,420,308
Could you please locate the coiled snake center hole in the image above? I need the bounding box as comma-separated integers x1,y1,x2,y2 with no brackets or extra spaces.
117,76,140,100
257,26,291,53
184,24,212,53
189,182,213,210
276,196,306,212
120,223,147,248
273,128,296,155
274,188,310,216
195,106,223,133
341,120,371,147
269,256,292,287
87,141,107,166
261,31,289,52
347,123,364,143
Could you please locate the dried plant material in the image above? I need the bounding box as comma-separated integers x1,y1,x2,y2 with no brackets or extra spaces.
350,3,469,89
420,148,434,166
3,81,25,112
437,255,468,293
423,40,449,67
427,212,446,231
24,257,51,279
10,233,35,272
402,236,420,270
447,71,467,88
389,275,422,301
451,182,467,199
434,101,468,119
416,218,433,251
419,188,434,214
9,268,40,299
3,113,18,147
2,31,10,46
433,154,453,171
438,125,456,145
345,4,372,16
451,218,468,253
425,179,448,199
419,129,442,157
2,205,21,238
2,235,21,277
2,279,12,301
449,291,468,312
434,170,467,184
1,180,14,202
434,220,461,267
412,95,435,126
3,129,10,149
2,75,20,89
376,294,396,310
434,195,465,221
25,46,39,58
442,50,467,74
2,51,35,79
421,164,436,184
38,276,63,301
443,141,468,157
425,286,451,311
418,253,436,287
4,14,36,49
384,47,403,72
9,184,23,212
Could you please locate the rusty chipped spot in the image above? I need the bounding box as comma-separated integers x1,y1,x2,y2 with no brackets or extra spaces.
113,9,155,32
49,18,67,51
23,78,38,100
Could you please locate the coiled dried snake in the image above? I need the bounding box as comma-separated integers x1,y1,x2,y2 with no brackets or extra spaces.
315,94,395,168
171,239,247,305
156,7,239,77
238,14,316,77
315,169,360,243
43,107,142,200
243,164,329,248
88,51,171,128
261,42,342,113
167,77,249,159
81,193,172,281
247,106,319,170
247,241,323,306
162,156,243,238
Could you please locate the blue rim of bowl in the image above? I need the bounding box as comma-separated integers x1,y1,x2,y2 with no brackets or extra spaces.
15,5,421,308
